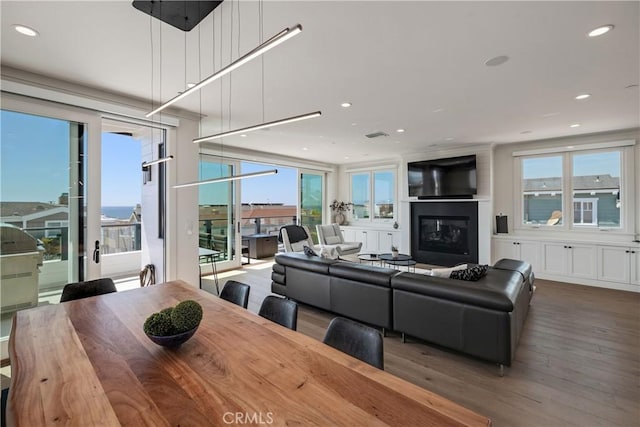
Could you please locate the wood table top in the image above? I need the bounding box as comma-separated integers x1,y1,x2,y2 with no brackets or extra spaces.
8,280,491,426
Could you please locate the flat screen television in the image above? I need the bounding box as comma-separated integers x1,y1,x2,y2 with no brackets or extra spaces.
408,155,477,199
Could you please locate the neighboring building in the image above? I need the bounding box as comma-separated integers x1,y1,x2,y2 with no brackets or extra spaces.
523,174,620,226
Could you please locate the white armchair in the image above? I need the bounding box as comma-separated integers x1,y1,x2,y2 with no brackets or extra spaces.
279,225,318,253
316,224,362,256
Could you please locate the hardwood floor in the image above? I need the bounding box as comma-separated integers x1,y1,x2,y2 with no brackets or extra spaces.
205,258,640,427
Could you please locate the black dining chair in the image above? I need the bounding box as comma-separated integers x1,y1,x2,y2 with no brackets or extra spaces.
219,280,250,309
323,317,384,369
59,278,117,303
259,296,298,331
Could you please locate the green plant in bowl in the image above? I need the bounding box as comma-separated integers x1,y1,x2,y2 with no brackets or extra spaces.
144,300,203,347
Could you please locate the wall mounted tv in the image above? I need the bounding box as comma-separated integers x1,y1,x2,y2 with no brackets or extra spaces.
408,155,477,199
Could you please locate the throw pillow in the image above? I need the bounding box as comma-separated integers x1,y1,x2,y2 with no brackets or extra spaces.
324,235,341,245
320,246,339,259
449,265,489,281
303,245,318,257
428,264,468,277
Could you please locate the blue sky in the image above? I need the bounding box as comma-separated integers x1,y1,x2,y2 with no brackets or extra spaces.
523,152,620,179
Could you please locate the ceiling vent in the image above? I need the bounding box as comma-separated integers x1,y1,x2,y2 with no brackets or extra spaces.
365,131,389,139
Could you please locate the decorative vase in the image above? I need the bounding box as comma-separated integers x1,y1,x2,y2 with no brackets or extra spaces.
334,212,345,225
391,250,399,258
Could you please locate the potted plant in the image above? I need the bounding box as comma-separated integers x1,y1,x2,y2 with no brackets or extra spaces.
329,200,353,225
143,300,203,347
391,245,399,258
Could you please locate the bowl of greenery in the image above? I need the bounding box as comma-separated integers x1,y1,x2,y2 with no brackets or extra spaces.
143,300,203,347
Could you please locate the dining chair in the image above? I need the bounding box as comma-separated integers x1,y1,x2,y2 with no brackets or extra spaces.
259,296,298,331
59,278,117,303
323,317,384,369
219,280,250,309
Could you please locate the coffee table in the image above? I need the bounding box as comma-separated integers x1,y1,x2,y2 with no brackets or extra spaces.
379,253,417,272
358,253,382,265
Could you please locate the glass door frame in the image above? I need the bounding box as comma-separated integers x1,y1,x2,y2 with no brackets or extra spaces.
1,93,103,281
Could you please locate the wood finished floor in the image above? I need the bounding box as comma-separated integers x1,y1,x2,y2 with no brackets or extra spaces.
204,258,640,427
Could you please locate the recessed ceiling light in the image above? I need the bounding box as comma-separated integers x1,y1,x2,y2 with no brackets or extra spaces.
240,134,247,137
570,123,581,128
14,24,38,37
396,128,405,133
588,25,614,37
341,102,352,108
567,146,574,149
187,82,196,88
575,93,591,100
344,156,350,159
302,147,308,151
485,55,509,67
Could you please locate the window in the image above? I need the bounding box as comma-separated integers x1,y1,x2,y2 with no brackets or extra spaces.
572,151,620,227
518,147,626,230
521,156,563,225
350,169,396,222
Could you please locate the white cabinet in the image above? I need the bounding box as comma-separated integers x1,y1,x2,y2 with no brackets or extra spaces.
541,242,596,279
340,227,401,254
492,238,540,272
597,246,640,286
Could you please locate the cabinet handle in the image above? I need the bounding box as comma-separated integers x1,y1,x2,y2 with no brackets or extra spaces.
568,246,572,249
625,250,630,253
563,245,567,249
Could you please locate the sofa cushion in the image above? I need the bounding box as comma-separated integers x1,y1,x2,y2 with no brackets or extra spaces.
324,235,342,245
275,253,337,274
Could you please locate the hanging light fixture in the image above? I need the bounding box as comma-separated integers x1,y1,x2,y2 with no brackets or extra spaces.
145,24,302,117
193,111,321,143
173,169,277,188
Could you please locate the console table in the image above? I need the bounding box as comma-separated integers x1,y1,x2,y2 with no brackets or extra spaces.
243,233,278,259
7,281,491,426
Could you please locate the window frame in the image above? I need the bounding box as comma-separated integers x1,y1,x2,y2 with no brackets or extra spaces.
513,142,633,235
348,167,397,224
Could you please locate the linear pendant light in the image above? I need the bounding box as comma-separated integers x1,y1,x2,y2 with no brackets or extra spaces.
145,24,303,118
193,111,321,143
141,155,174,169
173,169,278,189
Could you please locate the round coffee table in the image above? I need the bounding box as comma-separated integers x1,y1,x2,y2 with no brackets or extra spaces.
379,253,417,272
358,253,381,266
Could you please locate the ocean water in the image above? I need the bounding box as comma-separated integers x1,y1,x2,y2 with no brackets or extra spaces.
102,206,135,219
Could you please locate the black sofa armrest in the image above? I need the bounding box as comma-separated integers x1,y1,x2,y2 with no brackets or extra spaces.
391,268,524,312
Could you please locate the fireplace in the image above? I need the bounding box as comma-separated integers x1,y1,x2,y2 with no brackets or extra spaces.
411,202,478,266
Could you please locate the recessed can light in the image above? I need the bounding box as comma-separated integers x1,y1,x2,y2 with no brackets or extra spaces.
240,134,247,137
485,55,509,67
344,156,350,159
588,25,614,37
302,147,308,151
575,93,591,100
341,102,352,108
570,123,581,128
187,82,196,88
14,24,38,37
396,128,405,133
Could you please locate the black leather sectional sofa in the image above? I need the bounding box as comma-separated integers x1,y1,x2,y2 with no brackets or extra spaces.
271,253,534,370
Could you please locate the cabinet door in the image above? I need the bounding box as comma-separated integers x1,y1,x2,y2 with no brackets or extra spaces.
342,228,357,242
568,244,597,279
378,231,397,253
631,250,640,286
492,239,518,264
518,241,540,273
542,243,568,275
597,246,630,283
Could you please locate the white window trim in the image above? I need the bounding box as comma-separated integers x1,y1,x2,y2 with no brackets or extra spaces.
514,144,634,235
349,168,398,224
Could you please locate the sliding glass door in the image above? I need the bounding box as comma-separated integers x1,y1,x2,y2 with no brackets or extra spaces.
299,170,324,243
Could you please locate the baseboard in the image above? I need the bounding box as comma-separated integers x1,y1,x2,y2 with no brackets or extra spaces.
535,273,639,293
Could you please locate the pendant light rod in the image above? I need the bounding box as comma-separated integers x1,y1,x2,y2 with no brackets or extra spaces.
193,111,321,143
145,24,303,118
141,155,174,169
173,169,278,189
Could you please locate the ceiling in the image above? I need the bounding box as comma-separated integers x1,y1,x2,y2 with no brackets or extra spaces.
1,1,639,165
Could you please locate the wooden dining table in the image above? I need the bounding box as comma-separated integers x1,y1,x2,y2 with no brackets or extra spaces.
8,280,491,426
